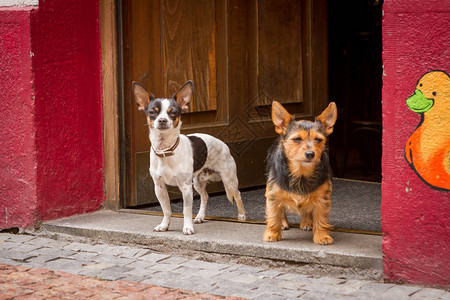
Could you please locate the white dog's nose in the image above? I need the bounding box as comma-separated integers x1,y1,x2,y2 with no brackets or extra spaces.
158,118,168,125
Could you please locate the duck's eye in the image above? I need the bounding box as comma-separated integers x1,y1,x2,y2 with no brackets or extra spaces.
432,91,437,96
419,83,423,87
314,138,323,144
292,137,302,143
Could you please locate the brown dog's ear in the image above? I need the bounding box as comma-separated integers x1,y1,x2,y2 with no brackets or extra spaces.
271,101,294,135
132,81,154,111
316,102,337,136
172,80,193,112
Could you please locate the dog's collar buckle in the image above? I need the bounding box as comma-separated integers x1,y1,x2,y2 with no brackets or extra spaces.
152,137,180,158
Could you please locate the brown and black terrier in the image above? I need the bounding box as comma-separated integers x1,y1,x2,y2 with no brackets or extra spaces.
264,101,337,245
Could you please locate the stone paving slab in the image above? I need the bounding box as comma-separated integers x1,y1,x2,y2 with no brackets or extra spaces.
0,232,448,299
43,210,383,269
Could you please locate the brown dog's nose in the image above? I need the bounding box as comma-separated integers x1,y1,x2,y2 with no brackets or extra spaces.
305,151,315,160
158,118,168,125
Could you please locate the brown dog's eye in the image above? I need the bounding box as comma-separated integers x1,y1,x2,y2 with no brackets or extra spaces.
148,110,156,117
292,137,302,143
314,138,323,144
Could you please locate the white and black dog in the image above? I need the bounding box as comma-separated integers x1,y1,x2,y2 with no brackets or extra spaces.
133,80,247,235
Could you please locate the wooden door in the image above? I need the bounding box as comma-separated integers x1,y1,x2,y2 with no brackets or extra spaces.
121,0,328,207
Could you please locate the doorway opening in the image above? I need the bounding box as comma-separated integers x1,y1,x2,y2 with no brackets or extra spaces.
328,0,383,183
118,0,384,234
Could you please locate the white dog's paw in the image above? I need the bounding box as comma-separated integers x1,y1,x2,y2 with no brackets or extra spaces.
194,214,205,224
183,226,195,235
153,223,169,232
238,213,247,221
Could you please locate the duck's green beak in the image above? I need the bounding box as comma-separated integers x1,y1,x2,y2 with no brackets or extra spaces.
406,89,434,113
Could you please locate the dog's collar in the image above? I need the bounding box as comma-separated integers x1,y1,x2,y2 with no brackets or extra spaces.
152,137,180,158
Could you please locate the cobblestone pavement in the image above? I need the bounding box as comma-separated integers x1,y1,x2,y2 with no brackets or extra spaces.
0,232,448,299
0,264,240,299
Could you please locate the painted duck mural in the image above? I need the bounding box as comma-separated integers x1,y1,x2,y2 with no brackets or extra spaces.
405,70,450,191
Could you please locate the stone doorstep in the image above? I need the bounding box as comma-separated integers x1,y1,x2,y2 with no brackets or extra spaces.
42,210,383,271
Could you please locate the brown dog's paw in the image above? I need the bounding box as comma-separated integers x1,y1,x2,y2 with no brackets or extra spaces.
300,223,313,231
300,218,313,231
263,229,282,242
281,218,290,230
313,234,333,245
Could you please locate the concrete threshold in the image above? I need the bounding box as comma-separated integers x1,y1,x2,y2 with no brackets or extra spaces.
43,210,382,270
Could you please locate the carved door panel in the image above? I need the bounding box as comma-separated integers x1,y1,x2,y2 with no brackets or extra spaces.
121,0,328,207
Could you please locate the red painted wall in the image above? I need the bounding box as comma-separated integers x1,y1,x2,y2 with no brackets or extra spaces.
30,0,104,221
0,8,37,228
0,0,104,229
382,0,450,286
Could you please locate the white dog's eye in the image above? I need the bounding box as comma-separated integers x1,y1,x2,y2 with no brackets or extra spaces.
168,111,178,119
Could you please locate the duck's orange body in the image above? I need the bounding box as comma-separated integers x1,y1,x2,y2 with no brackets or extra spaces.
405,70,450,191
406,125,450,190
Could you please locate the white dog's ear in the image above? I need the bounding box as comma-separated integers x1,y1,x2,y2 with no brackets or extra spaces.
133,81,155,111
172,81,193,112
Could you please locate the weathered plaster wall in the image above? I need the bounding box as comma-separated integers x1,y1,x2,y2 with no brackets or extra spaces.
31,0,104,221
0,7,37,228
382,0,450,286
0,0,38,7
